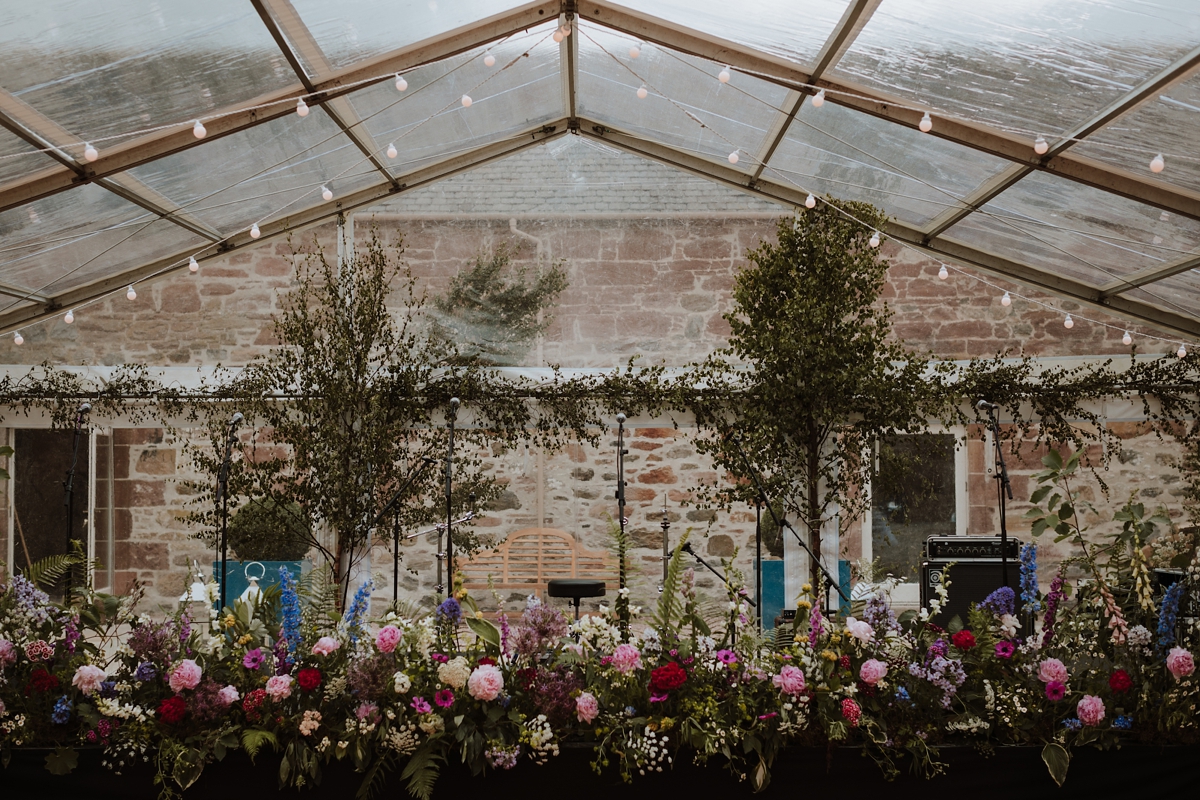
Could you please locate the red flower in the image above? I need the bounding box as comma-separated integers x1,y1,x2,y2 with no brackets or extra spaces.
243,688,267,722
1109,669,1133,694
838,655,851,670
158,696,187,724
648,662,687,694
297,668,322,692
25,666,60,695
951,630,977,650
478,657,496,666
841,698,861,727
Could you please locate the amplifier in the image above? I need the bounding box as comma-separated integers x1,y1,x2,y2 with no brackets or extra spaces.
923,536,1020,561
920,536,1027,632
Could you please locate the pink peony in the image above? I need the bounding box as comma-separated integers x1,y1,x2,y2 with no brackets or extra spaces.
0,639,15,665
265,674,293,701
1077,694,1105,726
772,665,806,696
375,625,401,654
311,636,340,656
217,685,240,706
1037,657,1069,684
576,691,599,724
72,664,107,695
168,659,202,692
859,659,888,686
467,664,505,702
844,617,874,643
1167,647,1195,681
610,644,642,674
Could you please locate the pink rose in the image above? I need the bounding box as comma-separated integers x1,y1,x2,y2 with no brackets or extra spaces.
375,625,401,654
576,691,599,724
467,664,505,702
844,617,874,643
859,659,888,686
1077,694,1105,726
311,636,340,656
72,664,107,695
772,665,806,696
217,685,240,706
266,674,293,700
0,639,15,665
610,644,642,674
168,659,202,692
1037,658,1068,684
1167,647,1195,681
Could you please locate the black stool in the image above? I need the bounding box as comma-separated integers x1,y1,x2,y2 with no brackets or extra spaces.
547,578,606,620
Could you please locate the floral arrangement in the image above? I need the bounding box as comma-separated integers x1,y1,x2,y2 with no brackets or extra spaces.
1,458,1199,798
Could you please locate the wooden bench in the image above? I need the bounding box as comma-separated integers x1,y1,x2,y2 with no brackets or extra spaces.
460,528,618,608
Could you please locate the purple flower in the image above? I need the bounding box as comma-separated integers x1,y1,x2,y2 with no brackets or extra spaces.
980,587,1016,617
437,597,462,625
649,692,669,703
134,662,157,682
1045,680,1066,701
994,640,1015,659
434,689,455,708
410,697,432,714
243,648,265,670
716,649,738,665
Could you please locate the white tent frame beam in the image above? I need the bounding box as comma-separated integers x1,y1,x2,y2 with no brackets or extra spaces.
1098,253,1200,298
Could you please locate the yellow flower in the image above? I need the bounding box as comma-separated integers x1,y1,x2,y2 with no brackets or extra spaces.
237,634,252,646
821,650,837,662
223,614,236,629
797,600,812,610
801,583,812,594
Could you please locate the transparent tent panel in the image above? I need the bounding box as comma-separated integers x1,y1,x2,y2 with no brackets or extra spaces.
289,0,529,73
576,24,790,171
127,108,384,236
1123,269,1200,323
607,0,849,66
348,26,564,177
943,170,1200,287
0,0,298,150
0,127,55,186
766,100,1013,227
1072,71,1200,196
834,0,1200,140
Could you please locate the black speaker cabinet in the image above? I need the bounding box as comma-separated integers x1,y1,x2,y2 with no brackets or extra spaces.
920,536,1025,631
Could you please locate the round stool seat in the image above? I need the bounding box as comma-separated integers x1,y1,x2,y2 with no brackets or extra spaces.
547,578,606,599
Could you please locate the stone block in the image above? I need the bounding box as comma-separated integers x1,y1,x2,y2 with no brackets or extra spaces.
637,466,676,484
114,479,167,508
135,448,176,476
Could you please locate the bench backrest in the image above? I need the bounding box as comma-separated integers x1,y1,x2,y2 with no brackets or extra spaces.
460,528,618,594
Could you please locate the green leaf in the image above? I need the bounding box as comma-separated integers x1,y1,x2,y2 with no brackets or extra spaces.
751,756,771,793
44,747,78,776
241,728,279,763
173,748,205,790
1042,450,1063,470
1042,743,1070,787
1029,485,1052,504
465,616,501,649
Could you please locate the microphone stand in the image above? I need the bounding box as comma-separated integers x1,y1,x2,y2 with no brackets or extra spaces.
682,541,755,647
216,416,241,611
439,398,459,600
615,413,628,590
729,435,849,613
755,499,762,630
369,457,437,603
63,404,90,600
982,403,1013,586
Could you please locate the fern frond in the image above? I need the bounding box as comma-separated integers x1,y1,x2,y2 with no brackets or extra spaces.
652,530,690,636
356,751,396,800
24,551,84,589
400,746,445,800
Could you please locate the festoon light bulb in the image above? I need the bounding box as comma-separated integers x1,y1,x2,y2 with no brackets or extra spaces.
728,149,740,165
193,120,207,139
1063,314,1074,329
461,95,472,107
1179,343,1189,358
558,13,571,36
1034,136,1048,155
250,223,261,239
1122,331,1132,346
937,265,949,280
637,85,648,99
553,29,564,43
1150,154,1165,174
188,256,199,273
296,98,309,117
64,309,75,324
805,193,816,209
321,185,333,201
386,143,398,159
869,232,881,248
811,89,825,108
918,112,933,133
718,66,731,84
1001,291,1012,307
484,52,496,67
12,331,22,346
83,143,99,162
126,285,137,301
395,74,408,92
629,42,641,59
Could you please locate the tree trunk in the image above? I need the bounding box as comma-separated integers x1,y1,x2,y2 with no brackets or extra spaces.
807,424,822,592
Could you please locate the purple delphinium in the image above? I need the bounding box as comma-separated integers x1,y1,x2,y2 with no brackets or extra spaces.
1043,572,1066,644
135,662,157,682
11,574,51,625
864,594,902,635
436,597,462,625
1018,544,1041,614
980,586,1015,617
907,655,966,709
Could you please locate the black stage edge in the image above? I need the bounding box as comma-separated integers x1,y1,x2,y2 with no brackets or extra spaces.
4,743,1198,799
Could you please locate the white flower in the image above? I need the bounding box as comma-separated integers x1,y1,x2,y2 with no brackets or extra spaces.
393,672,412,694
999,614,1019,638
437,656,471,689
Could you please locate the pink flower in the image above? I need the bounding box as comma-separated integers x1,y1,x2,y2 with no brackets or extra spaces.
859,659,888,686
265,674,293,701
1167,647,1195,681
168,659,202,692
467,664,504,702
844,617,874,643
994,640,1015,659
610,644,642,674
356,702,380,723
0,639,15,665
1077,694,1105,726
1038,658,1069,684
375,625,401,654
311,636,340,656
218,685,240,706
1045,680,1066,701
772,665,806,696
72,664,106,695
575,691,599,724
410,696,431,714
434,689,455,708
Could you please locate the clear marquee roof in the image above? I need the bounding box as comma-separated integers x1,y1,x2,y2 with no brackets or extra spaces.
0,0,1199,339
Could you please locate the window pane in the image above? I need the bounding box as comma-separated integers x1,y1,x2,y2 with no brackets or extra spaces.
13,429,89,597
872,433,956,582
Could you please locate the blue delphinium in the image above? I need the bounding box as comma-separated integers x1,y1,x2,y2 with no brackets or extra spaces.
343,579,374,644
980,586,1015,617
1113,715,1133,730
1018,543,1042,614
279,566,302,658
52,696,72,725
1063,718,1082,732
1157,582,1184,653
894,687,912,705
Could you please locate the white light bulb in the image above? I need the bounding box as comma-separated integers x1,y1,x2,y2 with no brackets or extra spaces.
811,89,825,108
637,85,648,100
12,331,22,346
461,94,472,107
250,223,261,238
395,74,408,92
296,98,309,117
553,29,564,43
718,67,731,84
1001,291,1011,307
1063,314,1074,329
938,265,949,280
83,143,98,162
805,193,816,209
193,120,207,139
629,44,641,59
64,310,75,324
869,232,881,248
560,22,571,37
1150,153,1165,174
1179,343,1188,358
484,53,496,67
918,112,933,133
1033,136,1048,155
321,185,333,201
1122,331,1132,346
126,285,137,301
188,256,199,273
728,150,740,165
